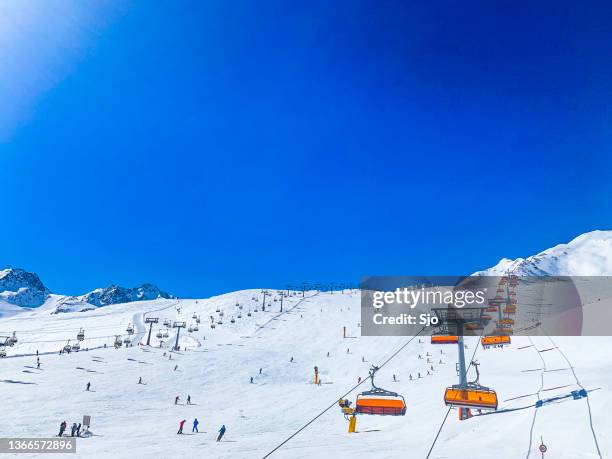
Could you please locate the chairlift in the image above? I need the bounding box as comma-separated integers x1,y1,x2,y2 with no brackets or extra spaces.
355,366,406,416
431,335,458,344
192,313,197,319
77,328,85,341
217,319,223,325
188,326,194,333
230,317,235,323
444,362,498,411
219,311,224,317
216,307,221,313
247,311,252,317
126,324,134,335
156,330,163,339
0,348,6,358
481,335,511,348
8,332,17,346
163,329,169,338
493,327,511,335
193,325,199,331
237,313,242,319
114,336,123,348
123,336,131,345
72,341,80,351
164,319,171,327
210,323,216,329
195,316,201,323
63,341,72,353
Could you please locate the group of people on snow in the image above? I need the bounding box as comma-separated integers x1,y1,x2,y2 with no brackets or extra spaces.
58,421,85,437
176,419,226,441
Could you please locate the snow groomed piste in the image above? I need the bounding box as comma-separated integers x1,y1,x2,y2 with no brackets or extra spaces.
0,283,609,458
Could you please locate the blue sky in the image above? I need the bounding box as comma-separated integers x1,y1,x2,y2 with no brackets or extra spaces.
1,1,611,297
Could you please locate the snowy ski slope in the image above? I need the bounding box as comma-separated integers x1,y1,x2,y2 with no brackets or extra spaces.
0,288,610,459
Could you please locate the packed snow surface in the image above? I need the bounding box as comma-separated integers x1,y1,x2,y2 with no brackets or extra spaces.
0,289,610,459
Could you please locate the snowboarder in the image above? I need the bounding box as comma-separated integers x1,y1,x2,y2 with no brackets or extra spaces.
175,395,180,405
187,395,192,405
357,376,361,384
58,421,67,437
177,419,186,434
217,425,226,442
138,377,142,384
259,368,262,374
290,357,293,363
174,364,178,371
192,418,199,433
86,382,91,391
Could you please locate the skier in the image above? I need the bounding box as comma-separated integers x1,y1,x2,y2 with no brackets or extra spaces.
138,377,142,384
393,374,396,382
37,361,41,369
409,374,413,381
177,419,186,434
175,395,180,405
36,349,39,356
357,376,361,384
174,364,178,371
259,368,262,374
361,356,365,362
217,425,226,442
58,421,67,437
76,424,81,437
326,352,330,357
346,348,349,354
192,418,199,433
290,357,293,363
250,377,254,384
86,382,91,391
70,423,77,437
187,395,192,405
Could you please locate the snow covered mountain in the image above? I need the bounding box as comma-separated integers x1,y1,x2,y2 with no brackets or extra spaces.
74,283,174,307
0,267,173,312
1,232,611,458
475,230,612,276
0,267,50,307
